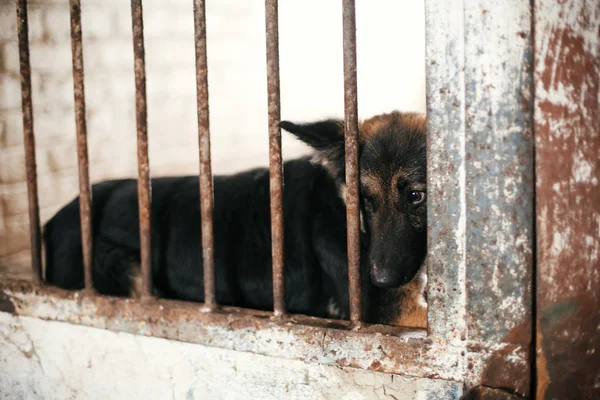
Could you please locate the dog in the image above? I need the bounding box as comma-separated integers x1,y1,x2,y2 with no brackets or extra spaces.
43,111,428,326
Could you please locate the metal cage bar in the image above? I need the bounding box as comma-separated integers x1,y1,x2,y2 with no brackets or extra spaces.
342,0,362,324
130,0,152,297
265,0,285,317
193,0,216,310
69,0,94,291
16,0,42,282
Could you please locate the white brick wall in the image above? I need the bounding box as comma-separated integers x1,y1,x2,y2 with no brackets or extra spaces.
0,0,425,274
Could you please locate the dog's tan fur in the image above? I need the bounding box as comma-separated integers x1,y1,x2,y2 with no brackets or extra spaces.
373,261,428,328
359,111,426,142
393,265,428,328
128,262,144,299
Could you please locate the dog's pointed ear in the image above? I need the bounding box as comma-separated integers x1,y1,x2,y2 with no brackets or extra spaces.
280,119,347,180
279,119,344,151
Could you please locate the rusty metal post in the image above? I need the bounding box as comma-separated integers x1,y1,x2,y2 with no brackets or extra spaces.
16,0,42,281
342,0,361,324
427,0,534,396
462,0,534,395
265,0,285,317
534,1,600,398
130,0,152,297
193,0,216,310
425,0,467,342
69,0,94,291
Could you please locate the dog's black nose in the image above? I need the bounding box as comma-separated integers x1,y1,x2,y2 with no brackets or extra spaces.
370,264,399,288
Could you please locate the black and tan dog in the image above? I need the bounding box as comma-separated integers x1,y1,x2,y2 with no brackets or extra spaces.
43,111,428,326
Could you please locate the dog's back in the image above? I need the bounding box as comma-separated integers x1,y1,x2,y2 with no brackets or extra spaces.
43,159,348,317
44,179,130,290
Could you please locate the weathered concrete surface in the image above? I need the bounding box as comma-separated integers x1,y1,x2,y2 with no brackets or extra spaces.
1,279,474,383
0,313,461,400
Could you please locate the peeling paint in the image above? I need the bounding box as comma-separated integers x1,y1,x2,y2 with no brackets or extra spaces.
572,155,593,183
427,0,534,396
535,0,600,397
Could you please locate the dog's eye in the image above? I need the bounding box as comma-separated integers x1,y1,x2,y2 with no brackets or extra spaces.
408,191,426,205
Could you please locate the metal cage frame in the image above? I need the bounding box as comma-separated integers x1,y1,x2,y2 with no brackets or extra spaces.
2,0,598,397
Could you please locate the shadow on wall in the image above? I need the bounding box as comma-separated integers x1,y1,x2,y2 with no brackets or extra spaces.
0,0,425,271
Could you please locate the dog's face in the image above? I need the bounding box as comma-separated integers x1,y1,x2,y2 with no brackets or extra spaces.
280,111,427,289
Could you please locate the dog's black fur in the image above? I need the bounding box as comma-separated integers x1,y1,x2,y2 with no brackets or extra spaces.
43,111,427,323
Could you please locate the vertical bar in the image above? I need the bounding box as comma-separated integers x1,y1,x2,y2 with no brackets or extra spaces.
342,0,361,324
265,0,285,317
425,0,467,342
464,0,534,395
193,0,216,310
535,1,600,398
16,0,42,281
69,0,93,291
131,0,152,297
426,0,533,394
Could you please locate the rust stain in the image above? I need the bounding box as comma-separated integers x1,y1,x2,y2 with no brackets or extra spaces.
473,321,531,397
540,28,597,110
369,360,382,370
537,295,600,399
536,329,549,400
460,386,522,400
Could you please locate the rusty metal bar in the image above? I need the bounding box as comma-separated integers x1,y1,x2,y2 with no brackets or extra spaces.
265,0,285,317
342,0,361,324
16,0,42,281
192,0,216,310
69,0,94,291
130,0,152,297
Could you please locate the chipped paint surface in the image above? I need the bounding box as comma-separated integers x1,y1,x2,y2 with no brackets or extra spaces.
427,0,533,396
0,280,465,383
535,0,600,398
425,0,468,351
462,0,534,347
0,313,461,400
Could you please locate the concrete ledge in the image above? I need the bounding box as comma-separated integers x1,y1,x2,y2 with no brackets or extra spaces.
0,278,466,381
0,312,462,400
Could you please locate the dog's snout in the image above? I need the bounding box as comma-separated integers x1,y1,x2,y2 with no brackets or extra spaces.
370,263,399,288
